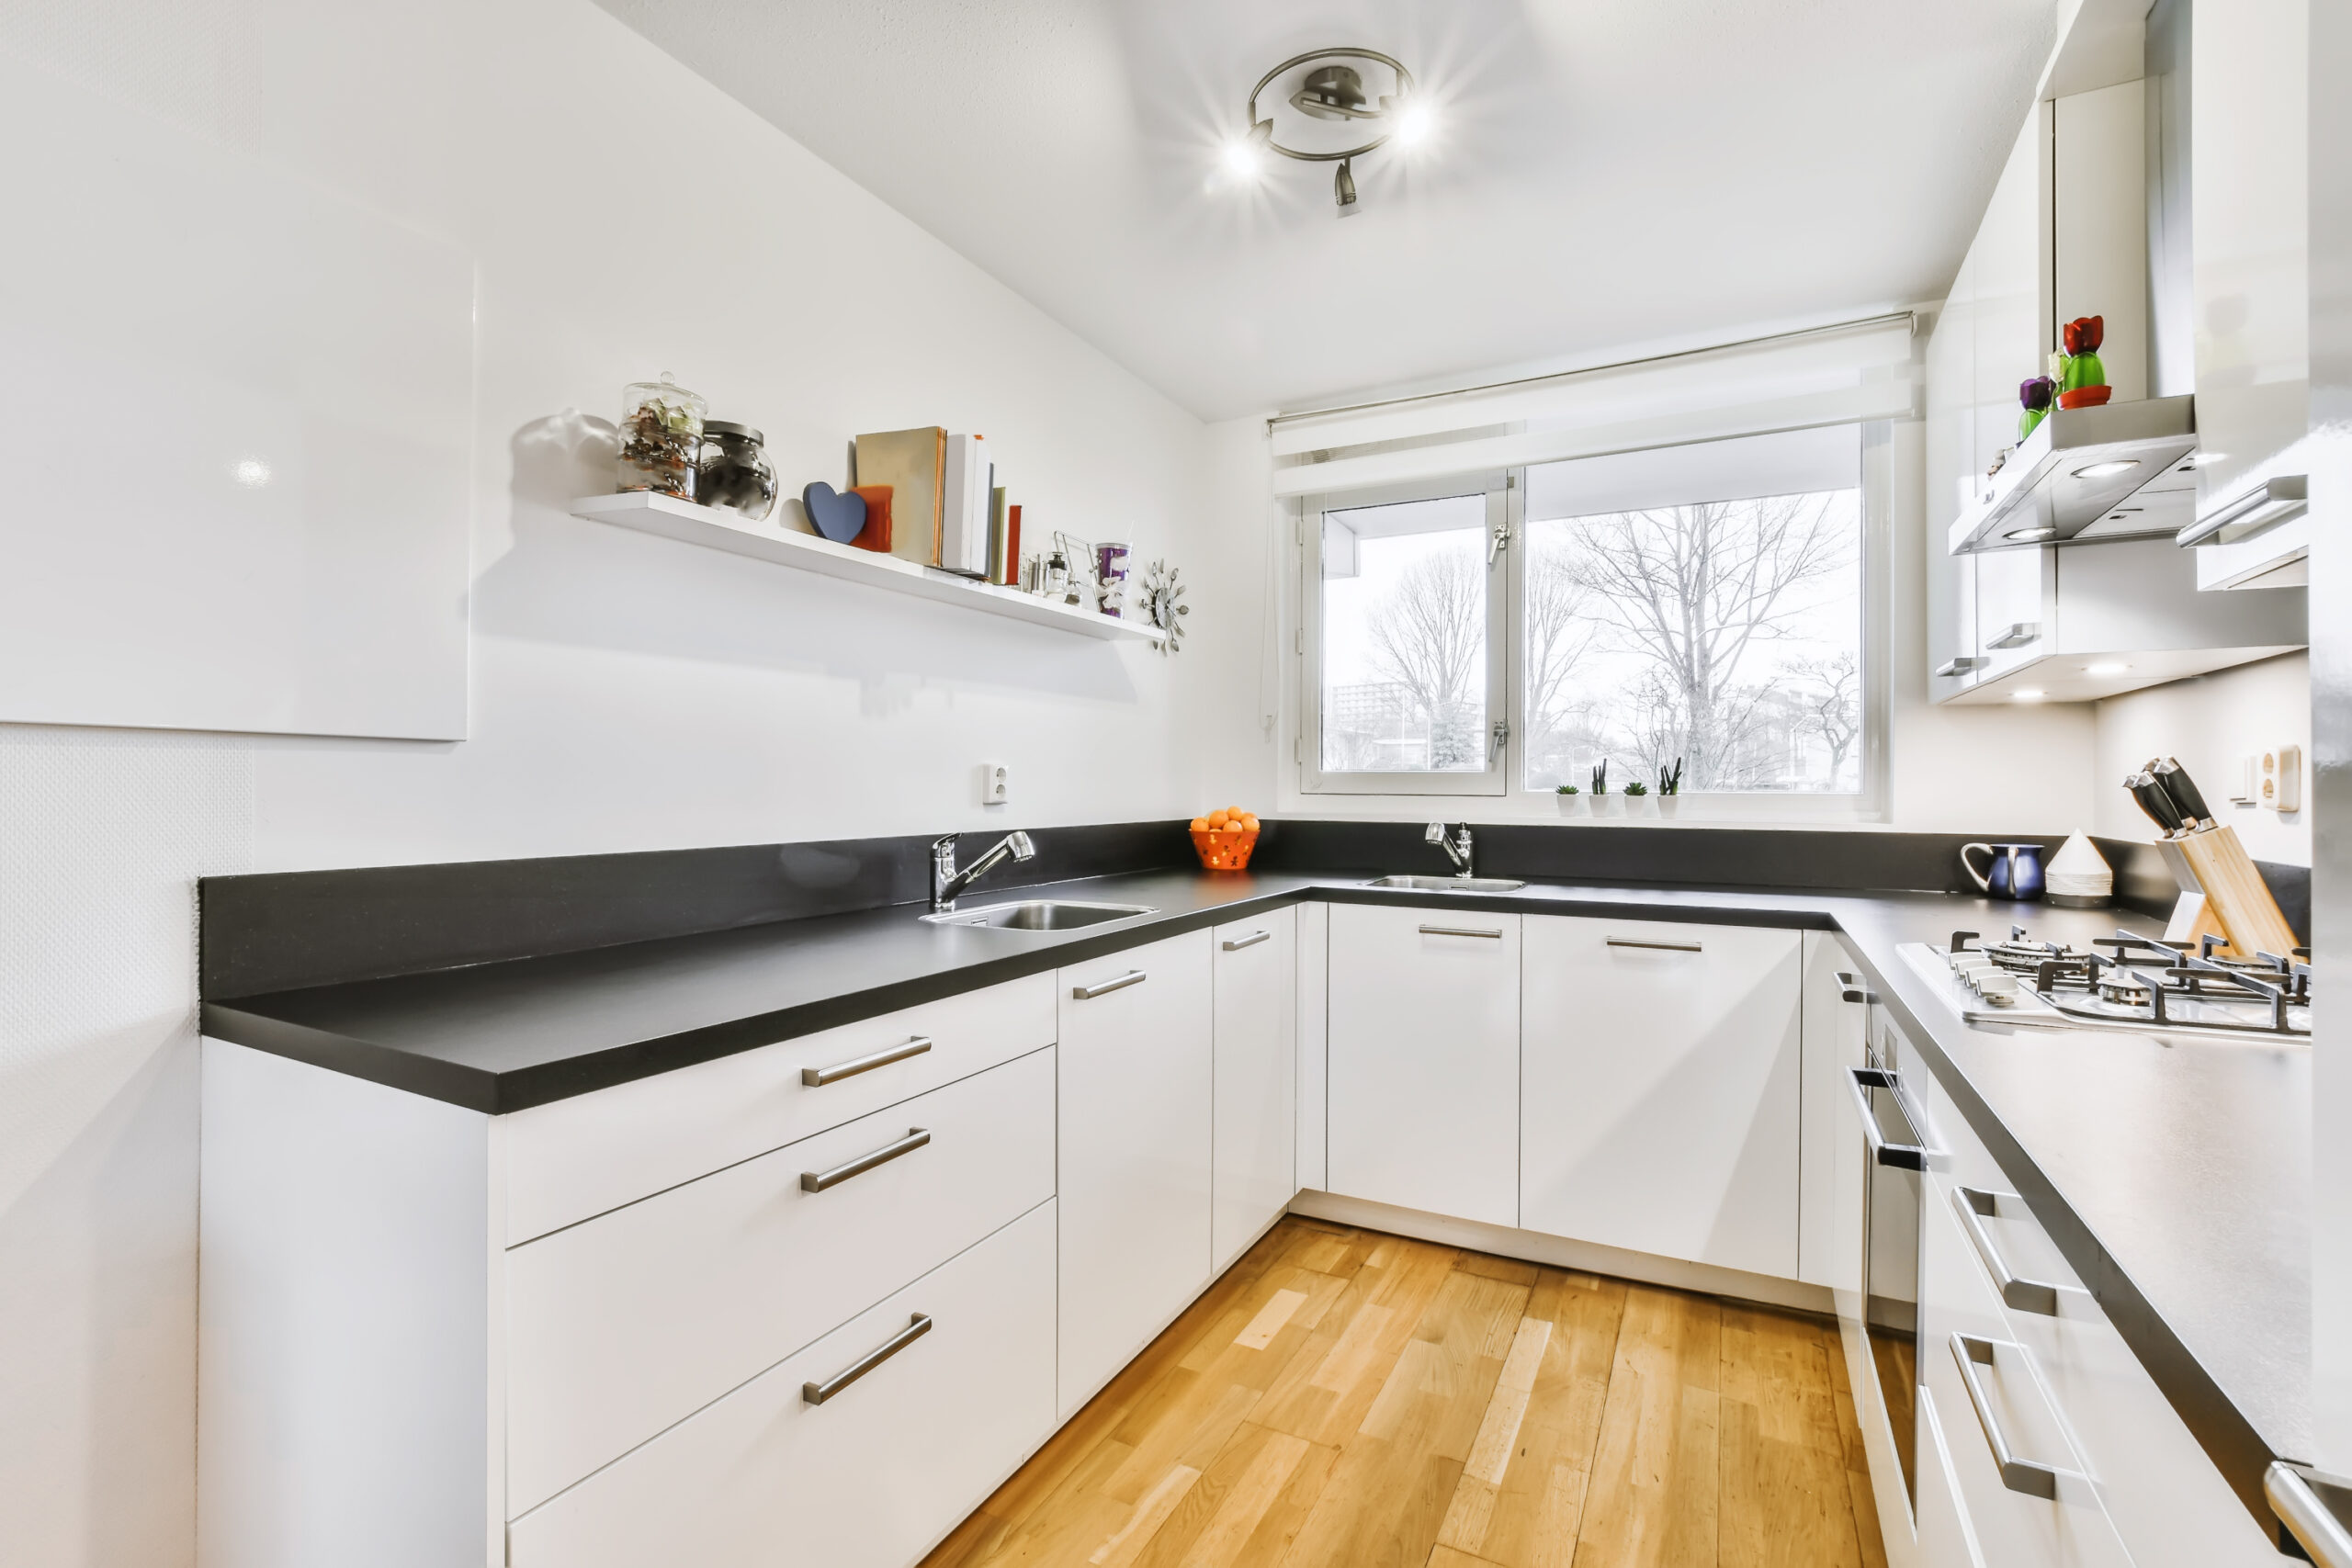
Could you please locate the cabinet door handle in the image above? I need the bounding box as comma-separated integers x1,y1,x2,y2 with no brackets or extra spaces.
1222,929,1272,951
1952,1186,2061,1315
1848,1066,1936,1169
2267,1463,2352,1568
1834,969,1875,1005
1986,620,2041,649
1419,924,1502,939
1607,936,1702,953
1949,1333,2064,1498
800,1128,930,1193
803,1035,932,1088
1935,656,1988,677
1072,969,1147,999
802,1313,932,1405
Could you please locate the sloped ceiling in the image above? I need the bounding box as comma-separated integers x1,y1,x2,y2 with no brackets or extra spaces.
595,0,2055,421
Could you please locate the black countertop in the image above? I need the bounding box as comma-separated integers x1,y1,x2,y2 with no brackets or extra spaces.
199,866,2311,1528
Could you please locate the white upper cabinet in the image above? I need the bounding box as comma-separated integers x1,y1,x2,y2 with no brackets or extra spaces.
1212,907,1297,1270
1327,904,1521,1228
1520,916,1802,1280
1055,931,1213,1416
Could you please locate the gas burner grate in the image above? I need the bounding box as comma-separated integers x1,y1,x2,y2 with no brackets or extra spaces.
1949,926,2312,1039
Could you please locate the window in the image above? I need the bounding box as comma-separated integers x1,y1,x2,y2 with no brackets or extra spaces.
1300,427,1877,804
1304,480,1508,795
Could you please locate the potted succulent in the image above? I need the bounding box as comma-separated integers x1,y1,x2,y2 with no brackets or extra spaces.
1657,757,1683,818
1555,781,1586,817
1623,778,1653,817
1589,760,1617,816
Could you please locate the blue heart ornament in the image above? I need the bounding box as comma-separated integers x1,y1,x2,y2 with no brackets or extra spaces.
801,481,866,543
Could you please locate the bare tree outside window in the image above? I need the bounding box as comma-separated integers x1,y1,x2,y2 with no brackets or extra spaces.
1367,549,1486,768
1317,496,1490,774
1522,486,1861,794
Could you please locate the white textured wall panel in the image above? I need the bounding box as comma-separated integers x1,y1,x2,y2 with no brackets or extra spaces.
0,727,253,1568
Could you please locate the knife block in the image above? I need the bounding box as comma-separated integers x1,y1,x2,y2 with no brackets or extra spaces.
2158,827,2300,959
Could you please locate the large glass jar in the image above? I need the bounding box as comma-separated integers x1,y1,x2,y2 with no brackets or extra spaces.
616,373,706,499
695,421,777,522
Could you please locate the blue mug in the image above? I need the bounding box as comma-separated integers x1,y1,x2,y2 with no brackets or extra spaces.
1962,841,2046,901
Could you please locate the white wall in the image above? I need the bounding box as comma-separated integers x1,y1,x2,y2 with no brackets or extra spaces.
1201,414,2103,833
0,3,1214,1562
2091,652,2312,864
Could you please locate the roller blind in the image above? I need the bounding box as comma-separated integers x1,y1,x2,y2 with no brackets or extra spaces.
1271,313,1918,499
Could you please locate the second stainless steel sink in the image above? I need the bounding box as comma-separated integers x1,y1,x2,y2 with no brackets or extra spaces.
1365,874,1528,893
920,899,1158,931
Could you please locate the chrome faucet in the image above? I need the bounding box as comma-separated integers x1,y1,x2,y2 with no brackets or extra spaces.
1427,821,1475,877
931,829,1035,912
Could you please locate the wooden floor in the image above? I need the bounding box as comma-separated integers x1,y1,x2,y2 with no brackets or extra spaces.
922,1218,1889,1568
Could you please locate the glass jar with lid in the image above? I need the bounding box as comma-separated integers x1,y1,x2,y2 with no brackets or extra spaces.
617,373,706,499
695,422,777,522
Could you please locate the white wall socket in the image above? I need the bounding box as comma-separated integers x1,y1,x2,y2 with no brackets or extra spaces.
2263,745,2301,812
980,761,1010,806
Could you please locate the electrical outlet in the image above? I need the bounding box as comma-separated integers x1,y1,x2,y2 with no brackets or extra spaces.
980,761,1010,806
2264,745,2301,812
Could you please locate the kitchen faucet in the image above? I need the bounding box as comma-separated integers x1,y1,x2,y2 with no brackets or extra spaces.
1427,821,1474,877
931,829,1035,912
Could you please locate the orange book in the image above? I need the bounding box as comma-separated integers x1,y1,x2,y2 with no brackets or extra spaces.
850,485,893,554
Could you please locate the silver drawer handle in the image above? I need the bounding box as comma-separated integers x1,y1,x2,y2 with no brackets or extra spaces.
1419,924,1502,939
1953,1187,2061,1315
1222,929,1272,951
2267,1463,2352,1568
800,1128,930,1193
802,1035,932,1088
1848,1066,1936,1170
1833,969,1875,1004
802,1313,932,1405
1986,620,2041,649
1950,1333,2064,1498
1607,936,1702,953
1073,969,1147,999
1935,655,1987,677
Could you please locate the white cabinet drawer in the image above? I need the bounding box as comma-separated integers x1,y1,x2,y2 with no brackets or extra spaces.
501,972,1056,1242
1327,904,1521,1227
1921,1163,2132,1568
507,1200,1057,1568
505,1046,1055,1516
1520,916,1802,1277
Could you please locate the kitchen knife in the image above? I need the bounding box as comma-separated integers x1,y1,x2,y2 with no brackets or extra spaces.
2127,772,2187,836
2153,757,2214,830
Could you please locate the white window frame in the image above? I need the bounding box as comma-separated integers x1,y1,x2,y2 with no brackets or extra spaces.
1296,471,1515,795
1293,423,1892,821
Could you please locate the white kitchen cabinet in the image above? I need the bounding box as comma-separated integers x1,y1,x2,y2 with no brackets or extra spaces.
1212,906,1296,1270
1326,904,1521,1227
1927,255,1982,699
503,1046,1055,1515
1799,933,1869,1290
506,1201,1057,1568
1295,899,1329,1190
1519,916,1802,1278
1056,930,1213,1416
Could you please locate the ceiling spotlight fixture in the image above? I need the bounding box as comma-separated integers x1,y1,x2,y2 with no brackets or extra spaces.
2072,458,2140,480
1238,47,1418,216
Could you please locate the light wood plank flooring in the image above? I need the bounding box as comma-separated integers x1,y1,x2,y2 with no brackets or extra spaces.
922,1217,1888,1568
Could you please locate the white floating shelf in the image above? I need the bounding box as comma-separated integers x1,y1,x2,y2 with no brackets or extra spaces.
570,491,1169,644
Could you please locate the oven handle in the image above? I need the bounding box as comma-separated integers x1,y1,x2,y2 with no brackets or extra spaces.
1952,1187,2061,1315
1847,1066,1933,1170
1950,1333,2065,1499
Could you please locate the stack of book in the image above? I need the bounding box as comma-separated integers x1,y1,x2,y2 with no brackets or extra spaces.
852,426,1023,586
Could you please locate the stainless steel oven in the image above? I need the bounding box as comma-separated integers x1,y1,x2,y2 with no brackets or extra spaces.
1849,1029,1936,1513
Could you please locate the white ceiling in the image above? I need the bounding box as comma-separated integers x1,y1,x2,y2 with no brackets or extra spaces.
596,0,2055,422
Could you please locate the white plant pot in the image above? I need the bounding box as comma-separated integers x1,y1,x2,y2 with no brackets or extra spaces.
1624,795,1656,818
1555,792,1587,817
1591,794,1620,817
1657,795,1680,818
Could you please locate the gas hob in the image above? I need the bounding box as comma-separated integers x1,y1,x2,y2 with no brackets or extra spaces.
1896,925,2312,1044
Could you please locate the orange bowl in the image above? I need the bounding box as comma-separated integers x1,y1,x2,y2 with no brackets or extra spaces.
1191,826,1259,871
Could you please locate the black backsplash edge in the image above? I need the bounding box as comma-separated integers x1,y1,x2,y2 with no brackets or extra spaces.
202,818,2310,999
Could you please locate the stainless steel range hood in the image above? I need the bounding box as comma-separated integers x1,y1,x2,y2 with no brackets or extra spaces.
1946,395,2199,554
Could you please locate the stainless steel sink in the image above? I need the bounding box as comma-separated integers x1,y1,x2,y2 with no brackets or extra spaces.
920,899,1158,931
1364,874,1528,893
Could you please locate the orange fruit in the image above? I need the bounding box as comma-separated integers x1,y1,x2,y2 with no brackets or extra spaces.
1222,818,1246,833
1239,813,1260,829
1189,818,1209,832
1206,809,1229,829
